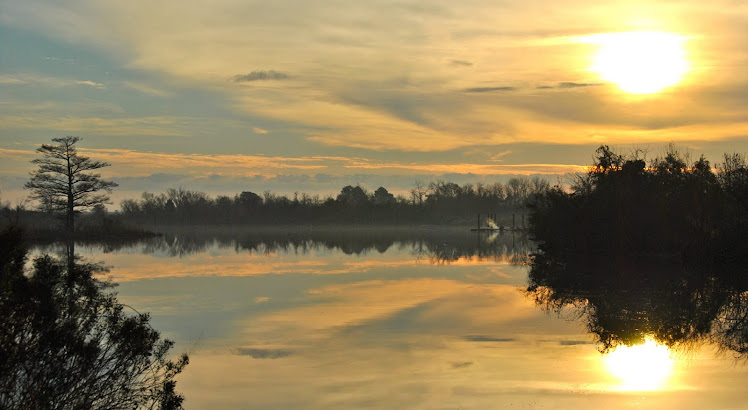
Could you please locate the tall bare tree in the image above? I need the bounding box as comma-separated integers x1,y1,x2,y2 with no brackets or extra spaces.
25,137,118,233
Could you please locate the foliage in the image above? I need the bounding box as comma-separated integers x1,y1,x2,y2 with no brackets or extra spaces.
527,250,747,355
119,177,549,226
25,137,118,233
529,145,744,255
526,145,748,354
0,227,188,409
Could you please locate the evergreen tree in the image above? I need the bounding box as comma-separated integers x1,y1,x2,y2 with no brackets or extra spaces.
25,137,118,233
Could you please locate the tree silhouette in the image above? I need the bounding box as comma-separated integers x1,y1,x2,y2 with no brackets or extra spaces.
373,186,395,206
527,251,747,355
527,145,748,355
25,137,118,233
0,227,188,409
336,185,369,207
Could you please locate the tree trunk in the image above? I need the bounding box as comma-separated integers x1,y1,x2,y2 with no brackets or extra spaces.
66,239,76,283
67,149,74,234
67,196,74,234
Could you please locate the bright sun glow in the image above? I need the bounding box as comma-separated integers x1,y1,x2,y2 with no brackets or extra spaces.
581,31,689,94
604,338,674,391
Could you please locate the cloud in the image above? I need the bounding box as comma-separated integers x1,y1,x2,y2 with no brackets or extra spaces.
338,160,588,175
0,148,34,160
535,82,602,90
78,148,335,176
76,80,106,89
556,82,601,89
0,74,104,89
235,348,294,359
450,60,473,67
451,361,474,368
463,335,516,343
234,70,289,82
489,150,512,162
0,115,193,137
2,0,747,155
122,81,171,97
0,76,28,85
44,56,75,64
558,340,593,346
463,86,517,93
252,127,269,134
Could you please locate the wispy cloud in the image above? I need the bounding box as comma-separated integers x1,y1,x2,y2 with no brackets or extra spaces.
44,56,75,64
78,148,588,177
463,86,517,93
0,74,104,89
463,335,515,343
235,348,294,359
234,70,289,82
122,81,171,97
559,340,594,346
76,80,105,89
1,0,746,160
556,82,601,89
0,115,190,137
340,160,588,175
0,148,33,160
450,60,473,67
0,76,28,85
5,146,587,181
489,150,513,162
79,148,334,176
535,82,602,90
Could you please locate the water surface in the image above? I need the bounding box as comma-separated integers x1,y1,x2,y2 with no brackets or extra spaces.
40,228,748,409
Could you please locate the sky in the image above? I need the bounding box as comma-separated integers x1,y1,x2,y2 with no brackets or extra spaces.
1,0,747,207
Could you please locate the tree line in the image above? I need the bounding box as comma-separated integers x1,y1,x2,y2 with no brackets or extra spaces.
526,146,748,354
118,177,549,226
4,136,549,230
529,145,748,257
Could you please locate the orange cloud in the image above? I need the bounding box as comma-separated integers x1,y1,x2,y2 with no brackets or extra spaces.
5,146,588,179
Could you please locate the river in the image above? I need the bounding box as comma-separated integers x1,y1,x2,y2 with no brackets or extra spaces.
35,227,748,409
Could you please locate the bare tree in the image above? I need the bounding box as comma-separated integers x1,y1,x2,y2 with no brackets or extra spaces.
25,137,118,233
410,180,427,206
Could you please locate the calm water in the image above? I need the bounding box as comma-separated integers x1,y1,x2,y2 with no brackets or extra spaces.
38,228,748,409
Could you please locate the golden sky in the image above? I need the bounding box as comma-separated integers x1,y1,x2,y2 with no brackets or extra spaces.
1,0,746,202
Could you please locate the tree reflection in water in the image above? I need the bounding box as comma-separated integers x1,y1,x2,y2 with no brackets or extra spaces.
526,250,747,357
55,227,535,265
42,225,748,359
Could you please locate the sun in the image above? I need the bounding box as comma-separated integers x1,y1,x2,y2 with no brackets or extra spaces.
581,31,689,94
604,338,674,391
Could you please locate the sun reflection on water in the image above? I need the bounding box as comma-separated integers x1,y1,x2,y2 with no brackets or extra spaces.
604,338,673,391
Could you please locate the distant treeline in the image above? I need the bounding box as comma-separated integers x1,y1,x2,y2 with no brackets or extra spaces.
35,226,533,265
529,145,748,256
118,177,550,226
